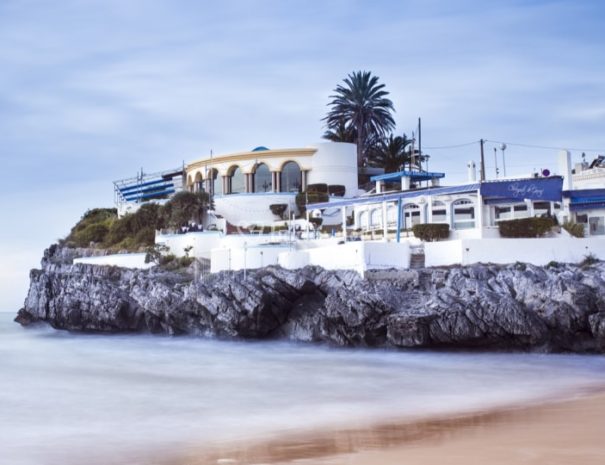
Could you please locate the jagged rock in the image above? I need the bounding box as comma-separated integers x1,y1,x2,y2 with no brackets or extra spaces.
14,245,605,353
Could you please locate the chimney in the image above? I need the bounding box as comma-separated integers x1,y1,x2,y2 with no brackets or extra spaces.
467,161,477,183
558,150,573,191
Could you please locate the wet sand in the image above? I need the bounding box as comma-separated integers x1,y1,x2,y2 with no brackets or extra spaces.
172,389,605,465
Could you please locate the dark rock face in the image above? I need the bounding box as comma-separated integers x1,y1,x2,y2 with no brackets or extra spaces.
15,246,605,352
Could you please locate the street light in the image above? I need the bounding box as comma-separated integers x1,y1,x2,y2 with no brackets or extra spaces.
500,143,507,177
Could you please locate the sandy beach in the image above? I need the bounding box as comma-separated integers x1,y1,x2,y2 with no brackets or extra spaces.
173,389,605,465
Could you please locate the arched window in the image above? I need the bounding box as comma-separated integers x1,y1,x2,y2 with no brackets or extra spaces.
359,211,369,230
371,209,382,228
206,168,218,196
431,200,447,223
253,163,272,193
228,166,245,194
280,161,302,193
387,205,397,226
452,198,475,229
194,172,204,193
403,203,421,229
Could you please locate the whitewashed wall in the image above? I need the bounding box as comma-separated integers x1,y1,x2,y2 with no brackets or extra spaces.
307,142,358,198
73,253,153,269
155,231,224,259
278,241,411,275
425,238,605,267
213,193,297,226
210,244,291,272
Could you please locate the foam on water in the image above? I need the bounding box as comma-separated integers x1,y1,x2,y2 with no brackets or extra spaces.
2,313,605,465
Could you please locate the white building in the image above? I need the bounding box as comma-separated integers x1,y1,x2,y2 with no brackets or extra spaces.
184,142,358,227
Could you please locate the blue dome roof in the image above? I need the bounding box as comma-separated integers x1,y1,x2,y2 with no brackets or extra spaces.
252,146,270,152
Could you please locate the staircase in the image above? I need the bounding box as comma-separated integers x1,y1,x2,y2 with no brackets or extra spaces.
409,244,425,269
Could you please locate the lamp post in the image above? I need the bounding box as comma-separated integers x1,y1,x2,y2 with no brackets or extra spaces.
493,147,499,178
500,143,507,177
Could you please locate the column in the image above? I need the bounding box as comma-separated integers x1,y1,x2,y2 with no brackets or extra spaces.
276,172,281,192
301,170,308,191
427,196,433,223
476,189,483,238
271,172,277,192
396,198,402,243
382,201,388,240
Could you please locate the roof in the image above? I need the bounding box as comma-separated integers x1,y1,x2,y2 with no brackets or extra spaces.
308,183,480,210
564,188,605,211
370,170,446,182
308,176,564,210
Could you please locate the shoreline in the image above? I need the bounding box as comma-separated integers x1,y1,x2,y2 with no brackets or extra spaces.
169,386,605,465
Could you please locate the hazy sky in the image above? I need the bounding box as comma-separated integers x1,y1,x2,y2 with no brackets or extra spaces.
1,0,605,310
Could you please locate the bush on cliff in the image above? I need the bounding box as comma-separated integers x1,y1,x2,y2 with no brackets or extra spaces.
65,192,210,251
412,223,450,242
498,217,555,238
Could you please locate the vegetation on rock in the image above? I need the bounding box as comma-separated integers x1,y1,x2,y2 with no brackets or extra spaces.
66,192,209,251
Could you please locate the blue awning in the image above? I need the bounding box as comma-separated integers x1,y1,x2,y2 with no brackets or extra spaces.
370,170,446,182
564,188,605,211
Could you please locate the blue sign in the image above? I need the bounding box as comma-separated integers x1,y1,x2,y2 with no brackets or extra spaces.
480,177,563,202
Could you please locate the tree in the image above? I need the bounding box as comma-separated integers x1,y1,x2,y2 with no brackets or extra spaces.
160,191,209,228
368,134,414,173
322,118,356,143
323,71,395,166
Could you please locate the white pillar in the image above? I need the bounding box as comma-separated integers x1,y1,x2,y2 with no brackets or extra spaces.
376,180,382,193
382,201,388,240
476,189,483,238
427,196,433,224
401,176,411,191
342,206,347,240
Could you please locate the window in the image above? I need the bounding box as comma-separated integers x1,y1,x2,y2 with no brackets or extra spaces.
371,209,382,228
359,211,369,230
403,203,421,229
431,200,447,223
229,166,245,194
452,199,475,229
280,161,302,193
253,163,272,193
206,169,218,195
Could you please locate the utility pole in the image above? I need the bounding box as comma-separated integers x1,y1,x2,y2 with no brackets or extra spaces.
480,139,486,181
418,117,422,172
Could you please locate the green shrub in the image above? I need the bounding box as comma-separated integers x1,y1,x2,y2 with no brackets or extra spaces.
133,226,156,246
498,217,555,238
328,185,346,197
412,223,450,242
307,183,328,194
295,191,329,216
73,223,109,246
269,203,288,219
580,253,599,268
562,220,585,238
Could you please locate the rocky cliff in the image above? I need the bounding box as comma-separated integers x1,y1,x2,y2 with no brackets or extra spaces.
15,244,605,352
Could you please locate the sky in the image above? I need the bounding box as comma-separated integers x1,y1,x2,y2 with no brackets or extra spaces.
1,0,605,310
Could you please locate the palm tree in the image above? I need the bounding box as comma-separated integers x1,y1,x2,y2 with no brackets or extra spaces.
322,118,356,143
368,134,414,173
323,71,395,166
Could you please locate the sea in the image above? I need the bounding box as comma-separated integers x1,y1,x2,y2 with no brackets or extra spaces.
2,311,605,465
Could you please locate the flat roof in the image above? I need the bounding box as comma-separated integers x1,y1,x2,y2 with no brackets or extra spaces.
370,170,446,182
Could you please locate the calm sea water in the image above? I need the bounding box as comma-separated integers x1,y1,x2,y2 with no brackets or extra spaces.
2,312,605,465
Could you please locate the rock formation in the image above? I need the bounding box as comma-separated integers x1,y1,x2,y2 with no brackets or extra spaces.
15,244,605,352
